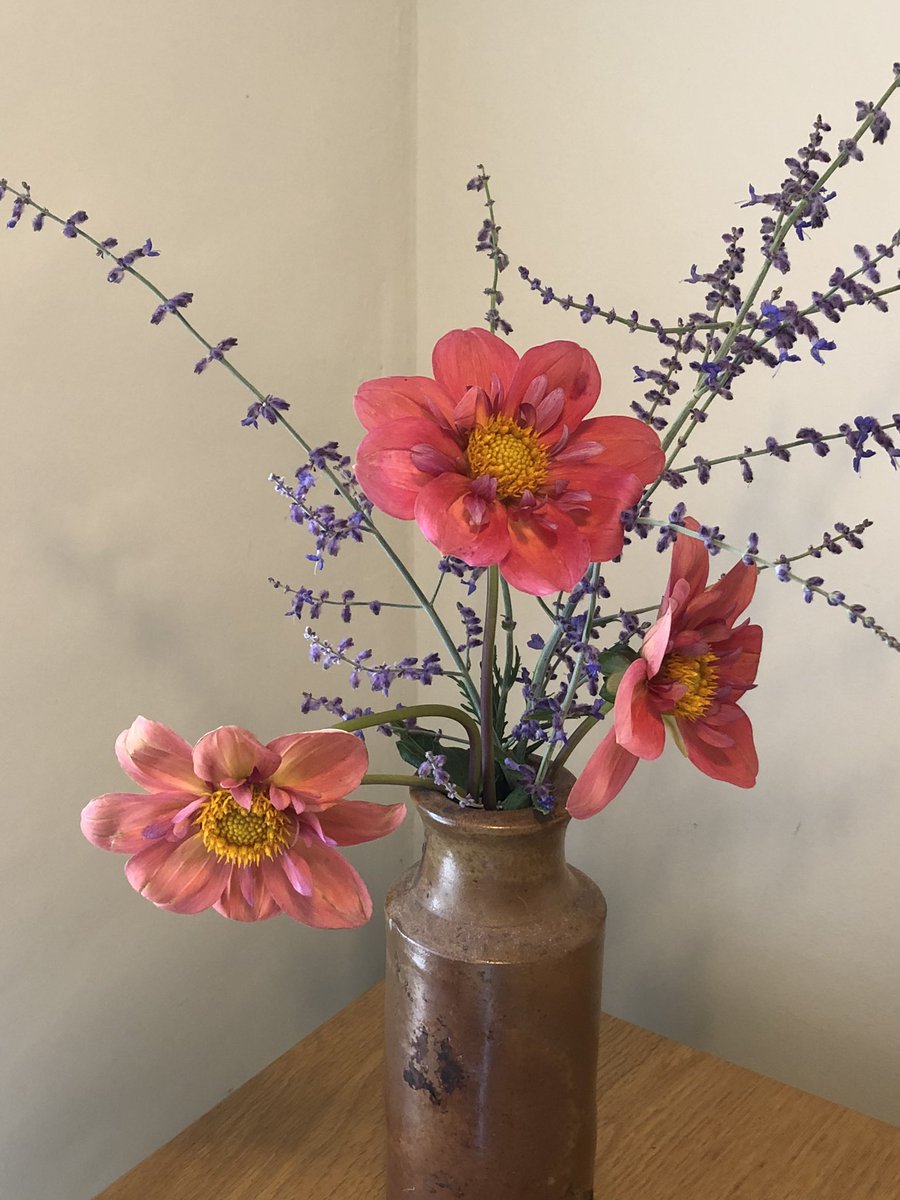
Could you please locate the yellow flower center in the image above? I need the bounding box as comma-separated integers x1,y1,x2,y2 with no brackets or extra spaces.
465,416,549,502
661,651,719,720
197,786,292,868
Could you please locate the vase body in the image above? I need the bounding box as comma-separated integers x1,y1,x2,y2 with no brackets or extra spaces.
384,777,606,1199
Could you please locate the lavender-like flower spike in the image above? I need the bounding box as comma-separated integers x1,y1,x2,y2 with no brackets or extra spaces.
195,337,238,375
841,416,900,472
503,759,555,814
62,210,89,239
470,164,511,336
6,182,29,229
107,237,159,283
149,291,193,325
246,396,285,429
418,752,475,806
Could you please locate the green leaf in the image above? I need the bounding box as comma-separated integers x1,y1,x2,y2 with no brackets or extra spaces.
500,786,532,810
395,728,471,791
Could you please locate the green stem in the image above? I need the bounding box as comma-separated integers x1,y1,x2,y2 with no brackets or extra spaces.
596,603,658,628
535,563,601,785
479,566,501,809
335,703,482,798
550,709,608,779
361,773,443,792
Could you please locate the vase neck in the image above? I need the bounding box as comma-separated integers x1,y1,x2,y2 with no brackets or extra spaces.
410,789,573,925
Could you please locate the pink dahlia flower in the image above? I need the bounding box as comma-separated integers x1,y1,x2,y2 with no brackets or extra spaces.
354,328,664,595
568,520,763,818
81,717,406,926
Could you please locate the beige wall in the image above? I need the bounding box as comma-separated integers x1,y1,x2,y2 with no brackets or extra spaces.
3,5,900,1198
0,3,418,1198
417,1,900,1124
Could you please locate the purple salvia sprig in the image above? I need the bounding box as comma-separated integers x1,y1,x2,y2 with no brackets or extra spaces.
439,555,485,595
149,290,193,325
417,752,475,805
840,416,900,473
62,210,89,239
468,165,512,336
515,569,612,752
303,626,443,697
517,263,732,341
669,413,900,483
5,181,29,229
502,759,556,815
641,519,900,651
242,394,290,427
455,603,484,667
0,179,481,705
107,238,159,283
270,476,367,569
195,337,239,375
270,444,372,570
300,694,414,738
269,578,409,622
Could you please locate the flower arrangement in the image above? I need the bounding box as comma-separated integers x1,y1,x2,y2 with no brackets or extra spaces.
6,64,899,929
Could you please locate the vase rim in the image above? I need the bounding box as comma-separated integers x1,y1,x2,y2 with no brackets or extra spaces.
409,771,574,834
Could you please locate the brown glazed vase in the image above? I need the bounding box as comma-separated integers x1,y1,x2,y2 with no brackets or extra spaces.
384,771,607,1199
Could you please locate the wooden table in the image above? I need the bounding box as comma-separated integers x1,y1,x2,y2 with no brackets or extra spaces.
97,982,900,1199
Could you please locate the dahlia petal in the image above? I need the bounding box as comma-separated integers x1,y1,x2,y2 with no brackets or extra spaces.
414,473,510,566
353,375,456,431
355,418,464,519
567,729,640,818
80,790,189,853
453,385,492,431
571,416,664,485
499,506,588,595
192,726,281,790
115,717,205,794
640,604,674,678
684,559,758,630
410,443,459,475
261,842,373,928
239,866,255,908
615,660,666,760
534,387,566,433
282,849,314,896
317,800,408,846
549,464,643,562
125,835,230,914
692,722,736,749
213,870,280,922
714,622,763,689
267,729,369,806
666,517,709,608
678,706,759,788
505,341,600,427
431,328,520,401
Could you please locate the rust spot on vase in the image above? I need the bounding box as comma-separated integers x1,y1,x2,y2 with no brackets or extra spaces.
402,1023,466,1108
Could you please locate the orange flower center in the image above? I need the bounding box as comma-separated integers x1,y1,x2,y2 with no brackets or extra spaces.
197,786,291,868
661,651,719,720
465,416,549,501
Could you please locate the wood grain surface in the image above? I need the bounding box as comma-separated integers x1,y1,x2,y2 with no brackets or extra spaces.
96,982,900,1199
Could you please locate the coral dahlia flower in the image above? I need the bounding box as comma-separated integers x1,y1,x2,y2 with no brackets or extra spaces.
354,328,664,595
568,520,763,818
81,717,406,926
